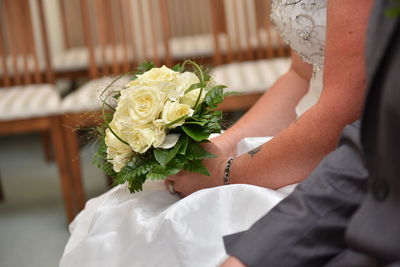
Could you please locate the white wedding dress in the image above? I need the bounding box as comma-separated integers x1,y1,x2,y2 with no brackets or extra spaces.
60,1,327,266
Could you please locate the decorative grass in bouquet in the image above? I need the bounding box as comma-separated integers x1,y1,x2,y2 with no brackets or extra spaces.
93,60,232,193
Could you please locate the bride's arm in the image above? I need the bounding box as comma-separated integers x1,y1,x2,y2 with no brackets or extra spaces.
228,0,373,189
212,53,313,156
167,0,373,196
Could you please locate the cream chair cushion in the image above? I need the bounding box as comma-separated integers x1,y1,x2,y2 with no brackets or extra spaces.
0,84,61,121
210,58,291,93
61,76,131,113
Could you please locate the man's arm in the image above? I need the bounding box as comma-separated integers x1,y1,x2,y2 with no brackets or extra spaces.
222,122,368,267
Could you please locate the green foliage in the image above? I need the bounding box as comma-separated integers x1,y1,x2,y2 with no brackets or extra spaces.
182,124,210,142
185,142,216,160
153,137,186,166
184,160,210,176
204,85,227,109
148,158,185,180
172,63,184,72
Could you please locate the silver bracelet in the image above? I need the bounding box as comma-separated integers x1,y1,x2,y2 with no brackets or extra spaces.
223,157,234,185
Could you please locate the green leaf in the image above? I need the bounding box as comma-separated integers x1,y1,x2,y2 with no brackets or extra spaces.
177,134,189,155
116,158,158,192
183,120,208,126
182,124,210,142
128,175,147,193
172,63,184,72
184,160,210,176
224,91,241,97
153,137,184,166
184,82,202,94
205,121,222,134
147,166,172,180
137,61,155,73
205,85,227,108
112,92,121,99
147,157,185,180
186,142,216,160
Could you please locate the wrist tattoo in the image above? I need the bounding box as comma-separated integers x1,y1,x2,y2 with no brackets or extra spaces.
248,145,262,157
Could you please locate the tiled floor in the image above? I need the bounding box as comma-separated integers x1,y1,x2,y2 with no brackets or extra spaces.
0,133,107,267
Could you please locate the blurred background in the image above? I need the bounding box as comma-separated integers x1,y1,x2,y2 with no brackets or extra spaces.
0,0,290,266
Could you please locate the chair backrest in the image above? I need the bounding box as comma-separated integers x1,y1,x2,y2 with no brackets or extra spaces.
209,0,289,65
167,0,212,38
58,0,85,50
0,0,54,87
79,0,174,79
164,0,215,63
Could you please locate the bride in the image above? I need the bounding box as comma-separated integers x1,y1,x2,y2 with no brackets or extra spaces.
60,0,372,266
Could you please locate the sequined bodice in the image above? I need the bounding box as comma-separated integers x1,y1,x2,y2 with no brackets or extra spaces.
271,0,327,68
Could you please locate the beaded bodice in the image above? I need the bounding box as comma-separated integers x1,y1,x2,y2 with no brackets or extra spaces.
271,0,327,68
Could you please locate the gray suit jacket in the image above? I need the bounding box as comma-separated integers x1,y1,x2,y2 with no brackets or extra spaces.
223,1,400,266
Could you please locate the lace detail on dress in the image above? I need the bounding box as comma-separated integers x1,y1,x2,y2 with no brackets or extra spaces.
271,0,327,68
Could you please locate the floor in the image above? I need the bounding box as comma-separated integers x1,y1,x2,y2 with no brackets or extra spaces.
0,133,107,267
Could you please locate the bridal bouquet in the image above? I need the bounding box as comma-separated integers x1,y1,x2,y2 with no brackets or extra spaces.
93,61,230,193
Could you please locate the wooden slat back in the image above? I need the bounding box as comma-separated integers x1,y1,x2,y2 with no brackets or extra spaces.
210,0,289,66
59,0,70,49
167,0,212,37
0,0,54,87
79,0,174,79
160,0,214,64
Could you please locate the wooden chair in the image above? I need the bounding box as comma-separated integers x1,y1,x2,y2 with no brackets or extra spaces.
54,0,218,81
0,0,76,222
53,0,173,81
163,0,215,63
209,0,291,112
52,0,89,80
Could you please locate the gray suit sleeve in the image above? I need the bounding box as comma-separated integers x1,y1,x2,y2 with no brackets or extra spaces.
223,121,368,267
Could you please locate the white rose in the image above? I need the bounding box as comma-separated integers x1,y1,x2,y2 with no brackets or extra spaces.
116,86,166,126
174,72,200,101
139,65,178,83
126,124,166,153
161,101,194,128
125,66,179,99
180,77,216,107
105,128,133,172
180,88,206,108
152,123,167,148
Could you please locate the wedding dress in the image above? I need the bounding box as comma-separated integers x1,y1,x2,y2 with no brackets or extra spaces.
60,1,327,266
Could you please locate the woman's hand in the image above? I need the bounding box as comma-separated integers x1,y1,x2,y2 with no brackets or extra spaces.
165,142,228,197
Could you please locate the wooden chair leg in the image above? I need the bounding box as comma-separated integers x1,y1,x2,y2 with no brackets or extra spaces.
62,118,85,212
40,131,54,162
49,116,75,222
